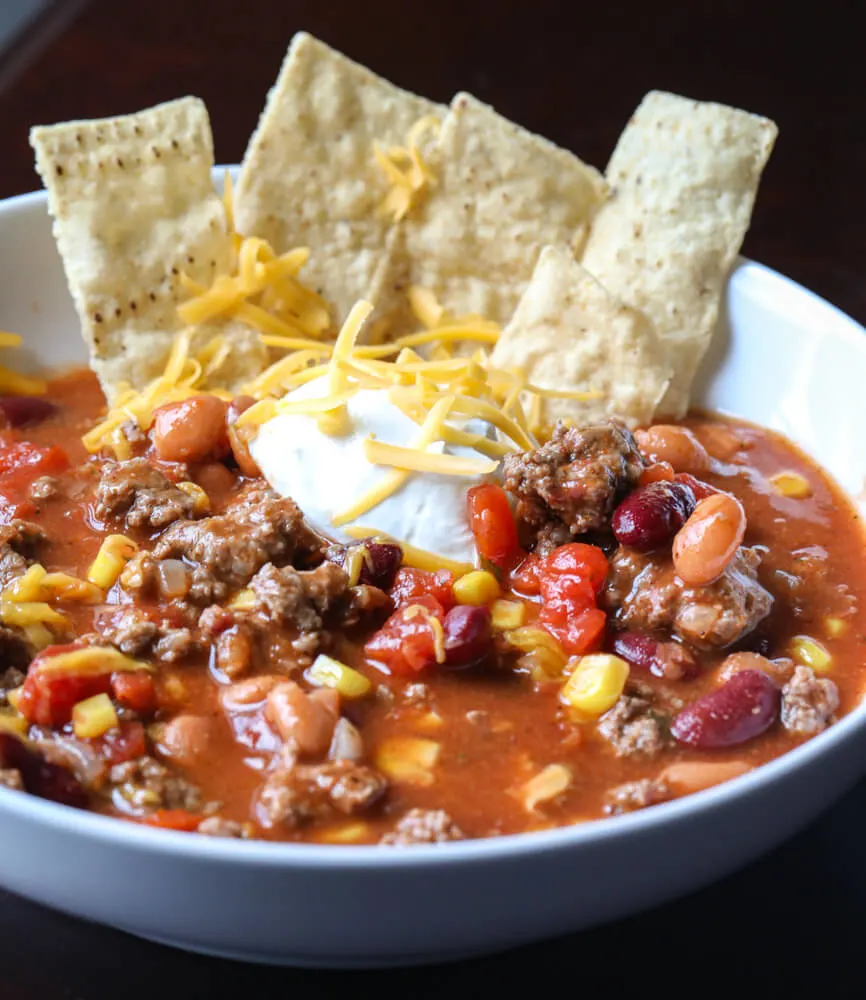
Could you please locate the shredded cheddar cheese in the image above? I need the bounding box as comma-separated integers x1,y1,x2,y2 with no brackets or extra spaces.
374,115,441,222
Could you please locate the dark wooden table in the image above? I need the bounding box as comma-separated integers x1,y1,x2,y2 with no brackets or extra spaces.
1,1,865,996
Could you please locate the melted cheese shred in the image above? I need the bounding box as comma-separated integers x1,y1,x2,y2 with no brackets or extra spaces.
374,115,441,222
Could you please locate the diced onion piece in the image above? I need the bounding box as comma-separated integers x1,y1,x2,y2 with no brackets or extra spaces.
453,570,500,606
521,763,572,812
87,535,138,590
491,599,526,630
315,821,372,844
176,481,211,515
790,635,832,673
328,718,364,762
305,655,372,700
375,737,441,786
560,654,630,718
156,559,190,599
768,471,812,499
72,692,118,739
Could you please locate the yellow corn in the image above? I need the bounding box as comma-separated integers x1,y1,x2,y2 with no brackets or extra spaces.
0,601,69,630
87,535,138,590
5,564,102,604
23,623,53,651
33,646,149,678
769,471,812,499
415,711,445,732
560,654,630,718
305,654,372,699
176,481,211,515
5,687,21,711
0,711,26,736
491,599,526,630
506,627,567,674
521,763,572,812
375,737,440,786
72,693,118,739
227,588,256,611
790,635,832,673
4,565,47,602
453,570,500,606
824,617,849,639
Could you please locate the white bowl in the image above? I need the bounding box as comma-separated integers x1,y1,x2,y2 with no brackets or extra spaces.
0,177,864,968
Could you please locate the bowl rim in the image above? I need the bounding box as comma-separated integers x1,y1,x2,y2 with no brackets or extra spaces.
1,185,865,868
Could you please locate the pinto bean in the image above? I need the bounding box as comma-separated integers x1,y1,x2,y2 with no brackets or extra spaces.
670,669,780,749
673,493,747,586
228,423,260,477
639,461,675,486
220,674,283,709
215,625,254,680
265,681,339,757
635,425,709,472
152,396,230,463
159,714,217,767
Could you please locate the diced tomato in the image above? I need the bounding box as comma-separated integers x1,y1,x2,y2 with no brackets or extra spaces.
508,553,542,595
0,492,37,523
0,441,70,483
467,484,521,570
542,607,607,657
365,595,445,675
137,809,202,832
17,670,113,727
543,543,609,595
389,567,455,611
94,721,146,765
111,671,156,714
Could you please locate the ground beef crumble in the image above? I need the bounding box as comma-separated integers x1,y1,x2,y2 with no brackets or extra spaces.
781,665,840,735
503,420,643,549
597,695,669,757
109,755,202,813
257,760,387,828
0,519,45,590
153,485,322,603
95,458,197,530
603,778,671,815
249,561,348,631
380,808,466,845
95,607,197,662
603,545,773,650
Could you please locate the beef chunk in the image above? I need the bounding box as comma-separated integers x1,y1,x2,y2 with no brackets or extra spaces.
380,808,466,845
0,519,45,589
503,420,643,545
250,561,348,631
197,816,248,837
153,486,321,603
597,695,668,757
781,665,840,735
95,458,197,530
109,755,201,813
603,778,671,815
603,545,773,651
29,475,61,501
95,607,197,662
257,760,387,829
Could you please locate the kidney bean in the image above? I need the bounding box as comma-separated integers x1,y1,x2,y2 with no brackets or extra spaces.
612,480,696,552
152,396,230,463
673,493,746,586
0,395,59,428
359,542,402,589
0,733,87,808
443,605,492,667
611,631,698,680
670,669,780,749
635,425,709,472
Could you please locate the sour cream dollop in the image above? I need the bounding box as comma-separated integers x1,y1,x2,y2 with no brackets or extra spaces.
249,377,498,563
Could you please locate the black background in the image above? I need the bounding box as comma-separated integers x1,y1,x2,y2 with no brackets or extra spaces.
1,1,865,995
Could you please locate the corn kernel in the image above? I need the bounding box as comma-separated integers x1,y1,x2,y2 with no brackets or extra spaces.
0,600,69,630
315,821,372,844
88,535,138,590
227,588,256,611
824,617,849,639
521,763,572,812
34,646,148,678
0,711,26,736
23,623,53,651
491,599,526,630
560,654,630,718
506,627,567,674
40,572,103,604
790,635,832,673
768,471,812,499
375,737,440,786
5,687,21,711
176,480,211,515
72,693,118,739
305,654,372,699
453,570,500,606
4,564,47,602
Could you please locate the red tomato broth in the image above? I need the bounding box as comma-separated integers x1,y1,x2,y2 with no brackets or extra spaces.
3,370,865,843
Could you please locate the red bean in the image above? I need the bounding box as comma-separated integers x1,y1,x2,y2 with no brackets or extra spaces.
612,481,696,552
0,733,87,808
670,669,780,749
674,473,718,502
611,631,698,680
443,605,492,667
326,541,403,590
0,395,59,428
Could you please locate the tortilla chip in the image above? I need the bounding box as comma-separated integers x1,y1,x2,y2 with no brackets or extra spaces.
581,91,777,417
31,97,265,402
234,32,445,327
403,93,608,329
491,244,671,428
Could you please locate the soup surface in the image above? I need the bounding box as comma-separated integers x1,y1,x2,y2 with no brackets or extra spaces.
0,369,862,845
